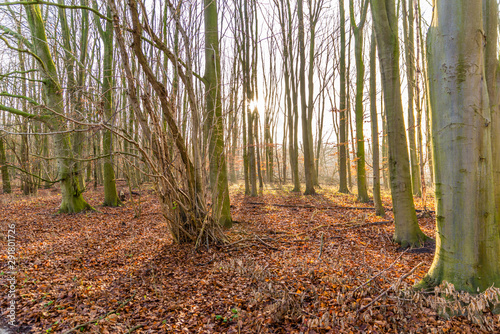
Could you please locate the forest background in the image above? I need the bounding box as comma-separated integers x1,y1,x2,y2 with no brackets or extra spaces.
1,0,500,333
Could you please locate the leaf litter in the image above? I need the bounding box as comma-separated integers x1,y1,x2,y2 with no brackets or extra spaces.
1,183,499,333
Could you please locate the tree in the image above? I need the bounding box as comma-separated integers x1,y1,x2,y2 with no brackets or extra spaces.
369,28,384,216
370,0,427,246
483,0,500,219
236,0,259,196
349,0,369,202
13,12,36,195
110,0,227,243
272,0,301,192
281,0,301,192
0,4,92,212
297,0,315,195
337,0,349,194
95,4,121,207
204,0,233,227
0,133,11,193
418,0,500,292
402,0,421,197
306,0,323,187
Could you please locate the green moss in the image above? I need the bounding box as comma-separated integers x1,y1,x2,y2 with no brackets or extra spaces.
455,59,468,86
393,229,429,248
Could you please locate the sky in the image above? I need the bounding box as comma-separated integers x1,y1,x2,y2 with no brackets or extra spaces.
237,0,435,155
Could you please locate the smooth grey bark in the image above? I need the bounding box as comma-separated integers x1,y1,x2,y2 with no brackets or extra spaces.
483,0,500,218
419,0,500,292
381,98,389,190
414,0,426,200
370,0,427,247
369,29,384,217
402,0,422,197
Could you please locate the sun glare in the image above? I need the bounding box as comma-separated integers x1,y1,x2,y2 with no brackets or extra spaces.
248,99,264,112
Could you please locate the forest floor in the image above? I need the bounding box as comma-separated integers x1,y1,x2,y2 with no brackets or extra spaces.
0,182,499,333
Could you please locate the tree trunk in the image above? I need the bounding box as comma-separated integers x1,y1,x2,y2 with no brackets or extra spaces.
338,0,349,193
419,0,500,292
0,135,11,194
350,0,369,202
25,4,92,213
229,57,238,183
16,23,35,195
100,5,121,207
370,29,384,217
255,111,264,191
381,94,389,190
370,0,427,247
414,0,426,200
483,0,500,219
297,0,315,195
281,0,301,193
204,0,232,227
242,100,250,194
307,2,320,187
247,108,257,196
402,0,422,197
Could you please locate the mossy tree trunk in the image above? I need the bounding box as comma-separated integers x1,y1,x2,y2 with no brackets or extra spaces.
338,0,349,194
99,5,121,207
0,134,11,194
57,0,85,192
204,0,232,228
370,0,427,247
419,0,500,292
24,4,92,213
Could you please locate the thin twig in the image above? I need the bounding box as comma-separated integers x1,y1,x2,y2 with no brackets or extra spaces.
127,324,144,333
353,249,408,293
317,232,324,259
358,262,424,314
224,237,250,247
254,234,280,250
